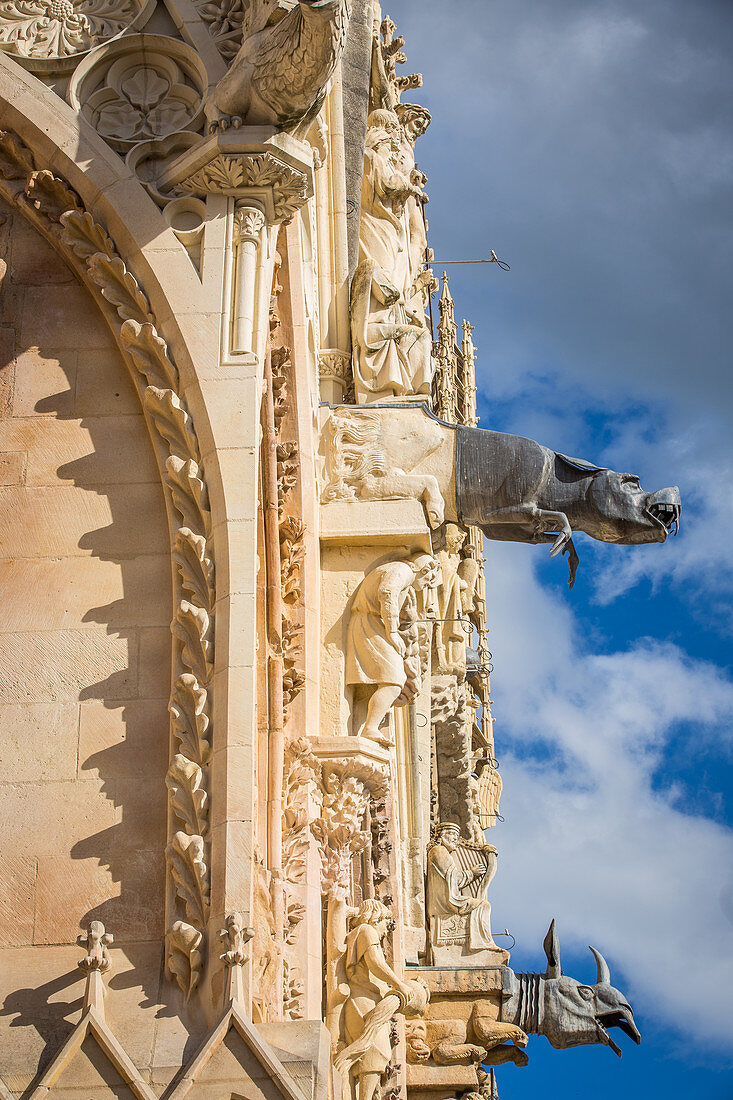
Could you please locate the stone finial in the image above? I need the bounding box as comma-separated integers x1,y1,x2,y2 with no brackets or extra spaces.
219,912,255,1007
78,920,114,974
219,911,255,967
77,920,114,1016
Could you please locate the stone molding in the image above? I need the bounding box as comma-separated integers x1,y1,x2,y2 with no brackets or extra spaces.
156,128,314,221
0,128,215,1002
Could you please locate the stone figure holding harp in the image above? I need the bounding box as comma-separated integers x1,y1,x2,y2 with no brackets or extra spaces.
427,822,507,965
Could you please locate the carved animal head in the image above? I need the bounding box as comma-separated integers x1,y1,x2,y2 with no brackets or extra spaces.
539,920,641,1056
556,454,681,544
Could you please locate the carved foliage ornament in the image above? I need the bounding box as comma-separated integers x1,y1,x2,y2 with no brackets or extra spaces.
0,130,214,1002
175,152,308,220
192,0,243,62
0,0,153,70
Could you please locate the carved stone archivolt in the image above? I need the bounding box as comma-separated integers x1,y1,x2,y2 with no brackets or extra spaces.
0,129,215,1002
0,0,154,71
68,34,208,152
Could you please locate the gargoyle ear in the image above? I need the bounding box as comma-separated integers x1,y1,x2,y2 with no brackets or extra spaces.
556,452,608,475
543,919,561,978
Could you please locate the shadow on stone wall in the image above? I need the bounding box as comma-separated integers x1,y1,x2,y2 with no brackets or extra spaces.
0,196,198,1086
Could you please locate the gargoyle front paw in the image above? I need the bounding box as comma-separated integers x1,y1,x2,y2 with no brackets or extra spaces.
549,524,573,558
511,1047,530,1067
508,1026,529,1048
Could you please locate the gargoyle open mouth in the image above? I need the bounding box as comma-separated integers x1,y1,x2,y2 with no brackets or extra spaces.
595,1011,642,1057
648,501,680,535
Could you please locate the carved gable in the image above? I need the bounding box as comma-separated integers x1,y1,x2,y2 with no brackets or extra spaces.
170,1007,309,1100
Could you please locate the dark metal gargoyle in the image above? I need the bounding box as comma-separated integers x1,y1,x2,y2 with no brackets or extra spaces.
456,426,680,587
505,919,642,1056
406,919,640,1071
322,405,681,587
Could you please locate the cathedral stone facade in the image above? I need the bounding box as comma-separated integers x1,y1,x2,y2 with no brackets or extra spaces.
1,1,678,1096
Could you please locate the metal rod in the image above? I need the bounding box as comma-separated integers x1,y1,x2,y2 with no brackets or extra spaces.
427,251,510,271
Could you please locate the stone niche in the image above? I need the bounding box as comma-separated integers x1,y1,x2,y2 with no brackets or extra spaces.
0,198,189,1088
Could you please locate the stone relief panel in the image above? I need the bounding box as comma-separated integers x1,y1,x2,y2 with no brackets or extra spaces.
0,0,154,71
68,34,208,152
322,407,446,529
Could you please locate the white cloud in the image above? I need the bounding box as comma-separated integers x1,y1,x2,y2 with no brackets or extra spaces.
484,542,733,1051
590,410,733,610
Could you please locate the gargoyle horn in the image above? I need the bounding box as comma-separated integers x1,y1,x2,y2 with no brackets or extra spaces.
589,945,611,985
543,919,561,979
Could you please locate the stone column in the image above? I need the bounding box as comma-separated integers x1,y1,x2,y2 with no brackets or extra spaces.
231,204,266,357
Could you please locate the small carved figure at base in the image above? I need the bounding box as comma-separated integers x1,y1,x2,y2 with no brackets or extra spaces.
346,554,439,744
407,1002,528,1070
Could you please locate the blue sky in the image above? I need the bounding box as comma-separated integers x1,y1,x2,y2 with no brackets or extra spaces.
389,0,733,1094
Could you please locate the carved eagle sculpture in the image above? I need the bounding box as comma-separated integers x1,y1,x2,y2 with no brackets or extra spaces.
206,0,352,136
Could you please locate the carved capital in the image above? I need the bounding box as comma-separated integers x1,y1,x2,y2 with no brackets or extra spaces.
233,205,266,244
318,350,352,384
311,757,389,894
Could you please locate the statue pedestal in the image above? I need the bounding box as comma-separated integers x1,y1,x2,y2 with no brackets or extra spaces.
319,499,432,551
429,931,510,968
405,966,515,1100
